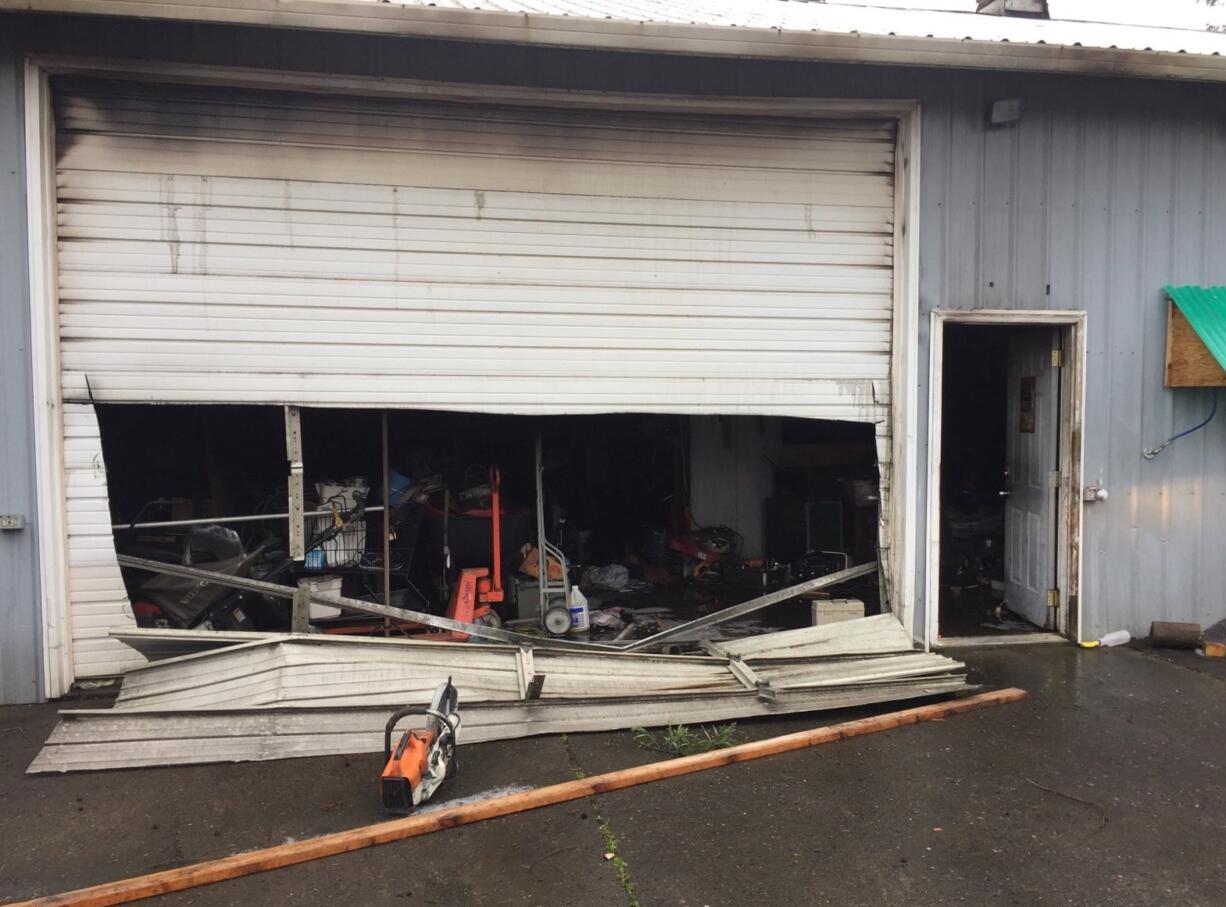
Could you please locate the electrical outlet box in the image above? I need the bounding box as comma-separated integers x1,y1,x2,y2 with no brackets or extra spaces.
0,514,26,530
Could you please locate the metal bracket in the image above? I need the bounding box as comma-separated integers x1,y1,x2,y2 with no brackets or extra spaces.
291,580,312,633
727,657,776,702
284,406,305,562
515,646,547,700
1046,588,1059,608
1051,349,1064,368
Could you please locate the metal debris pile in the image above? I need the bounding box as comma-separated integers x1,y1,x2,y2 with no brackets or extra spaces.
30,613,971,773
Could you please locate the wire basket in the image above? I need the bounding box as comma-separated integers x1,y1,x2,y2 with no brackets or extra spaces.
305,481,370,569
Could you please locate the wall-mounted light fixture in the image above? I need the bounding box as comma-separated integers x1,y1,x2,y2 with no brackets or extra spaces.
988,98,1025,127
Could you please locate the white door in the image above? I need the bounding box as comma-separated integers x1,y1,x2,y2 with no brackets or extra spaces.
1004,327,1060,629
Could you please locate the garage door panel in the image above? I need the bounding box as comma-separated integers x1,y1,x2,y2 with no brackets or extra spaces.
58,244,893,293
60,372,888,411
60,346,893,377
59,135,895,208
60,202,894,248
60,316,892,348
59,171,895,233
59,283,894,321
58,403,142,679
57,107,896,174
59,215,893,267
57,88,895,172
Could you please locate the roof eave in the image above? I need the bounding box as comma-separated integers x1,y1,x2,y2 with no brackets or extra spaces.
5,0,1226,83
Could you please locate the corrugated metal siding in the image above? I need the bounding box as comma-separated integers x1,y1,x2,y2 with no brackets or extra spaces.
0,36,43,704
61,404,142,678
918,86,1226,639
53,80,895,421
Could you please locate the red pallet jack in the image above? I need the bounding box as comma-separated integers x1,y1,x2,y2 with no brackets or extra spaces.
430,465,506,641
324,467,505,641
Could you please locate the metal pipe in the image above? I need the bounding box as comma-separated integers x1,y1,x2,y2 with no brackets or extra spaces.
381,410,391,632
111,506,386,532
114,554,616,652
623,561,879,652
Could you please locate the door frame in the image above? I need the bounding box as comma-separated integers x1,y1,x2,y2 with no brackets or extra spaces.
925,310,1086,648
24,54,922,696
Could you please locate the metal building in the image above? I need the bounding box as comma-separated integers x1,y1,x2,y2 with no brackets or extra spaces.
2,1,1225,704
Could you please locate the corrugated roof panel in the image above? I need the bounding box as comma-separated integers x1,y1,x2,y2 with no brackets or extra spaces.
360,0,1226,56
5,0,1226,72
1166,285,1226,373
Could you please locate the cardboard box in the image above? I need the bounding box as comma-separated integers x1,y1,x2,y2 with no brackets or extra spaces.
518,545,564,581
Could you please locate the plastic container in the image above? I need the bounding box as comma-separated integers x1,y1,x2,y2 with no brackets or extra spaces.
567,586,591,633
305,575,343,620
1098,629,1131,647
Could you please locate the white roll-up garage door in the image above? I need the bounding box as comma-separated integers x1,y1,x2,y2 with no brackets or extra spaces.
54,79,895,417
51,77,897,678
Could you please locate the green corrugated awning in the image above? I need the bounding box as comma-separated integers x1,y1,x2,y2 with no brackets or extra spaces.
1166,285,1226,373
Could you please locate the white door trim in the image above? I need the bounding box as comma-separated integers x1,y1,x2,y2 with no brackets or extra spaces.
24,54,923,696
890,106,921,640
24,59,73,698
925,309,1087,650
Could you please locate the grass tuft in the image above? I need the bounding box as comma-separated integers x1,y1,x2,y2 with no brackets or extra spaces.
632,723,740,757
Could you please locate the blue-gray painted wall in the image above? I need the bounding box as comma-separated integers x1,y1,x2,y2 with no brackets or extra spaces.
0,30,41,705
918,82,1226,639
1,15,1224,700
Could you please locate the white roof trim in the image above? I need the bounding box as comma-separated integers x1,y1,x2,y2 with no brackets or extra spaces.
6,0,1226,82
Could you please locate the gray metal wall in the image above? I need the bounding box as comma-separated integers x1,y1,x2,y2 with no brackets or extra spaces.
916,82,1226,639
2,15,1224,700
0,33,42,704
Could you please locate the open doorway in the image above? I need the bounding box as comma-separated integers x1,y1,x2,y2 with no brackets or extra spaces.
928,313,1085,645
97,407,884,644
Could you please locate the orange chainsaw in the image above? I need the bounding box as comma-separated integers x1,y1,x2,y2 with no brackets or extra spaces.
380,678,460,814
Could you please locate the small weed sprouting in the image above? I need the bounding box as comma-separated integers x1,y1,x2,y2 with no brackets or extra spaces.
561,733,641,907
632,723,739,757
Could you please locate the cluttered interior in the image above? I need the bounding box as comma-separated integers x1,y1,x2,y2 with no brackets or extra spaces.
99,406,883,647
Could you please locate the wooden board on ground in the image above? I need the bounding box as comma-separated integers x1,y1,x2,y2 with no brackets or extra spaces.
15,690,1027,907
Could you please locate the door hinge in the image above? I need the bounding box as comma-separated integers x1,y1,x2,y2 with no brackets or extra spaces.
1047,470,1061,488
1047,588,1059,608
1051,349,1064,368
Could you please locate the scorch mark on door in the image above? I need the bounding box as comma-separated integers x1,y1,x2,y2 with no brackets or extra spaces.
160,175,181,275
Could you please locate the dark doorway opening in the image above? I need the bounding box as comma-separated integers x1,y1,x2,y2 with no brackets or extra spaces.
937,323,1062,639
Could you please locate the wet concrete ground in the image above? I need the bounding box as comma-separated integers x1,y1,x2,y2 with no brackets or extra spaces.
1,643,1224,906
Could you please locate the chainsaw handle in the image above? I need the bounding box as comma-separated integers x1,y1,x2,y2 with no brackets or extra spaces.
383,706,459,762
383,706,428,763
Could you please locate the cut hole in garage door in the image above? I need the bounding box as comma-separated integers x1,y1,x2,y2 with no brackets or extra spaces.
91,406,883,665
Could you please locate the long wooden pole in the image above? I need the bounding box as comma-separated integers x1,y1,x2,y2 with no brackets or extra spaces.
10,688,1025,907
